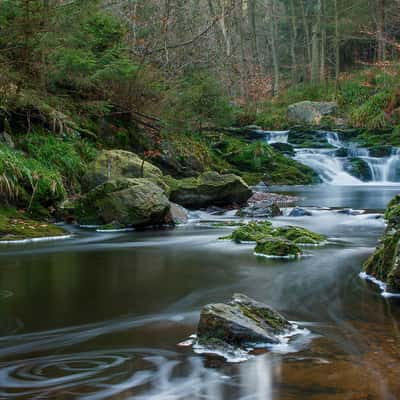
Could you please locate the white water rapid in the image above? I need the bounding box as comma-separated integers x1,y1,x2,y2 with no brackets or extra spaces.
254,128,400,185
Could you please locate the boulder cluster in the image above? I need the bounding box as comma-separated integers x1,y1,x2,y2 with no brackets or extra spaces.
76,149,251,228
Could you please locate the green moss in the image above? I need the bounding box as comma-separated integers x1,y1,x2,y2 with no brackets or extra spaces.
221,221,273,242
293,235,319,245
344,158,372,182
255,238,302,258
0,208,67,241
272,226,326,243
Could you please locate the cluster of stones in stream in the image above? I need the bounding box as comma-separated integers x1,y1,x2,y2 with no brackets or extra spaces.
194,293,294,359
363,195,400,293
220,221,326,258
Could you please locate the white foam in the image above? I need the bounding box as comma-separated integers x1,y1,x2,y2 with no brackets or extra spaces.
359,272,400,298
96,228,135,233
0,235,72,245
254,252,300,259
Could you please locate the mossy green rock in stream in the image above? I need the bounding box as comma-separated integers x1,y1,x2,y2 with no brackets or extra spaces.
271,226,326,243
0,208,67,241
364,195,400,292
255,238,302,258
165,171,251,208
82,150,163,192
76,178,170,228
368,145,393,157
222,221,273,242
344,158,372,181
197,293,292,349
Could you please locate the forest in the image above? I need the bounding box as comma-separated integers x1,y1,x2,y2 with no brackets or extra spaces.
1,1,400,399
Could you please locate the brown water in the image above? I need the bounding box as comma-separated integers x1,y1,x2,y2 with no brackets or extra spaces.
1,185,400,399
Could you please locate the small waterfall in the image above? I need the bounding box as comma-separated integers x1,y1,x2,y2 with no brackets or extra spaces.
294,149,362,185
325,131,342,148
254,130,289,144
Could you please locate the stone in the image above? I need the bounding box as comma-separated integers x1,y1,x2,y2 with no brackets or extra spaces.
77,178,170,228
166,171,252,209
197,293,292,348
255,238,302,258
344,157,372,182
287,101,338,125
165,202,189,225
237,201,282,218
82,149,163,192
288,207,312,217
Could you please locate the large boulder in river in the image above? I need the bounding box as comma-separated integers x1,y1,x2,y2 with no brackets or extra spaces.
165,171,252,209
82,149,163,192
364,195,400,293
288,101,337,125
197,294,292,348
77,178,170,227
237,200,282,218
344,157,372,182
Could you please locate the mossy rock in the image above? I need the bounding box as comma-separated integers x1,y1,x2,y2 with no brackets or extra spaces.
344,158,372,181
272,226,326,243
165,171,251,209
255,238,302,258
221,221,273,242
368,145,393,157
287,101,337,126
0,208,67,241
82,149,163,192
335,147,348,157
76,178,170,228
293,235,320,245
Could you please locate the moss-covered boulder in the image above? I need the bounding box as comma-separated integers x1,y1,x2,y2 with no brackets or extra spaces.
197,293,292,349
368,145,393,157
255,238,302,258
166,171,252,209
222,221,273,242
287,101,337,125
272,226,326,243
344,157,372,181
82,150,163,192
76,178,170,228
363,195,400,293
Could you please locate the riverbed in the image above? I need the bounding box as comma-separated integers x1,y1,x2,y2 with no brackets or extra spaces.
1,185,400,399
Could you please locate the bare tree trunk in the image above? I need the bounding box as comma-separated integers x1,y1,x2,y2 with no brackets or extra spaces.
267,0,279,95
377,0,386,62
320,0,326,81
289,0,298,82
301,0,311,79
311,0,321,83
334,0,340,94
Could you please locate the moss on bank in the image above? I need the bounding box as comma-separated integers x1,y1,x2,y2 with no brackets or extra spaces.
0,208,67,241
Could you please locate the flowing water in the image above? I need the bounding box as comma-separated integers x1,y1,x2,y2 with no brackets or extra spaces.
1,185,400,399
260,130,400,184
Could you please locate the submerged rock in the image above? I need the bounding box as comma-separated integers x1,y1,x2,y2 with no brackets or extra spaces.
197,294,292,349
76,178,170,228
82,149,163,192
287,101,337,125
288,207,312,217
237,201,282,218
255,238,302,258
363,195,400,293
166,171,252,209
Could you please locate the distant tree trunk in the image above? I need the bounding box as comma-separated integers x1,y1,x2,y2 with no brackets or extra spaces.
248,0,259,65
301,0,311,79
377,0,385,62
334,0,340,93
311,0,321,84
267,0,279,95
320,0,326,82
289,0,298,82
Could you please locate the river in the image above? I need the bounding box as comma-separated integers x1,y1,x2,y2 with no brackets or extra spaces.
1,185,400,399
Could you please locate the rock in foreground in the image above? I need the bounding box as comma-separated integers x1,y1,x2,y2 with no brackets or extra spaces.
237,201,282,218
77,178,170,228
197,294,292,349
166,171,252,209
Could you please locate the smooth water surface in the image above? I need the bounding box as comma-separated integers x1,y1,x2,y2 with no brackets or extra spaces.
1,185,400,399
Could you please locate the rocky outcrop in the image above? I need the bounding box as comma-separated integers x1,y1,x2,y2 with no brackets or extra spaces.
344,158,372,181
165,202,189,225
166,171,252,209
82,149,163,192
288,101,337,125
76,178,170,228
255,238,302,258
197,294,292,348
237,201,282,218
363,195,400,293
